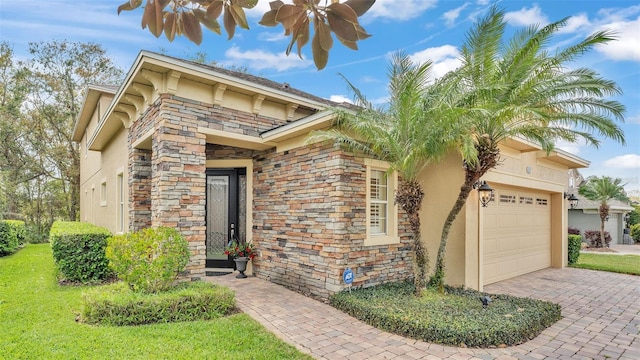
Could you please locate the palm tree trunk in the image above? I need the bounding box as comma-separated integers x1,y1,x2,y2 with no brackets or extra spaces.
599,204,609,248
429,180,474,291
395,181,427,296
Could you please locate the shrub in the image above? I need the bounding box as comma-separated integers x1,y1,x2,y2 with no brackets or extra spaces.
0,221,19,256
50,221,113,283
81,281,235,326
106,227,190,293
330,280,561,348
584,230,611,248
4,220,26,245
568,227,581,235
631,224,640,243
568,235,582,265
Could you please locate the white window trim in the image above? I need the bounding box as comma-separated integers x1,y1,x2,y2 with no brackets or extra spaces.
116,170,125,234
365,158,399,246
100,179,107,207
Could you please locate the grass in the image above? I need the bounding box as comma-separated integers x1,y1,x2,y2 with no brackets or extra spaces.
571,253,640,275
330,281,561,348
0,244,312,359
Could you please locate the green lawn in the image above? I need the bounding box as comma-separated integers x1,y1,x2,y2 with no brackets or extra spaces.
571,253,640,275
0,244,311,359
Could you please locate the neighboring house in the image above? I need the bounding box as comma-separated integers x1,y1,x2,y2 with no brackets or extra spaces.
566,170,634,244
73,51,589,299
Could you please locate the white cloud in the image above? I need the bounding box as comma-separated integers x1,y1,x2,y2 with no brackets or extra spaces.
442,3,470,27
558,13,591,34
223,46,311,72
627,114,640,125
329,95,353,104
556,140,582,156
476,0,489,5
367,0,438,21
504,5,549,27
603,154,640,169
257,32,286,42
409,45,462,79
594,17,640,62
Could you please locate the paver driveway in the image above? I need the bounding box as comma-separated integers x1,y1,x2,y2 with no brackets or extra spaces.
208,267,639,359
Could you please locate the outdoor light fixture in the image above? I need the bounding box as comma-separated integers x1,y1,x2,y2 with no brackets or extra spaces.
564,192,579,209
480,295,492,308
624,213,631,227
474,181,494,207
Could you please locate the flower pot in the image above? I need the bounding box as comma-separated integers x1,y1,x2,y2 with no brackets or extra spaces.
234,257,249,278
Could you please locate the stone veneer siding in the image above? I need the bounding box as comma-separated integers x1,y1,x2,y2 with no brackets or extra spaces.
207,142,413,299
130,95,413,296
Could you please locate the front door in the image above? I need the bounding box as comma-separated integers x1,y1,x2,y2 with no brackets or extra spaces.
206,168,246,268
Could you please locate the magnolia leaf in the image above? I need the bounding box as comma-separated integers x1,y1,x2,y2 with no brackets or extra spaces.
182,10,203,45
336,35,358,50
194,8,221,34
317,19,333,52
259,9,278,26
312,29,329,70
229,5,250,30
223,5,237,39
141,0,163,38
327,13,359,42
354,24,371,40
268,0,285,11
234,0,258,8
206,0,224,20
285,15,307,56
292,0,307,6
117,0,142,15
275,4,305,31
344,0,375,17
164,12,177,42
327,3,359,23
295,17,310,59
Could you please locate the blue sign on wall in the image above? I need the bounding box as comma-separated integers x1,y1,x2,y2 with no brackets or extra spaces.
343,268,354,285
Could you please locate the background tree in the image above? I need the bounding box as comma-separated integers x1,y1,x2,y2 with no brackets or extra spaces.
117,0,375,70
310,52,459,294
23,40,124,222
578,176,630,247
427,6,626,289
0,41,123,240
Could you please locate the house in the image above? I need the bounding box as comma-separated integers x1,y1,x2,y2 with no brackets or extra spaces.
73,51,589,298
566,170,634,245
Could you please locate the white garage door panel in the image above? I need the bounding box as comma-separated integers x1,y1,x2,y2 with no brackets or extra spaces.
483,188,551,285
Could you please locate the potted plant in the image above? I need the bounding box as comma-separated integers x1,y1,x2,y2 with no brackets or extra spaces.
224,240,256,278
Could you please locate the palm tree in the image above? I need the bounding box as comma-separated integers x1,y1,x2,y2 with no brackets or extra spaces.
428,6,626,289
310,52,458,294
578,176,629,247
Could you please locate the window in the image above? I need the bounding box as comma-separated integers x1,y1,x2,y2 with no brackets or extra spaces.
100,180,107,207
365,159,398,246
117,173,124,233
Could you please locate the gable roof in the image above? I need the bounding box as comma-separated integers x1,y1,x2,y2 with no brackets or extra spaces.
79,50,357,151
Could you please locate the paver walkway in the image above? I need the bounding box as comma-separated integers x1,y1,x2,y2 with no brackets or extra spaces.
207,268,639,359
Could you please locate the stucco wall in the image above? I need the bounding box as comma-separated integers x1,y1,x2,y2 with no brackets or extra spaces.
79,93,129,232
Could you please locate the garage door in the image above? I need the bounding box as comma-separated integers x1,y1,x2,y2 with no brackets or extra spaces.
483,186,551,285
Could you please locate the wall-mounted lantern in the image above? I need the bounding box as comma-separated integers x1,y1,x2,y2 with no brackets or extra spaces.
564,192,578,209
474,181,494,207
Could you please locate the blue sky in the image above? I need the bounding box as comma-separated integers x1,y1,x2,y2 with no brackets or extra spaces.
1,0,639,195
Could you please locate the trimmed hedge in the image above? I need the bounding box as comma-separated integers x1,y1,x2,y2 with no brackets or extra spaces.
568,234,582,265
50,221,113,283
631,224,640,243
81,281,235,326
106,227,190,293
0,221,19,256
330,280,561,348
5,220,26,245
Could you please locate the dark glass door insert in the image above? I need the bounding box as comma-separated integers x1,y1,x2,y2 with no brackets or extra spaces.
206,168,246,268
